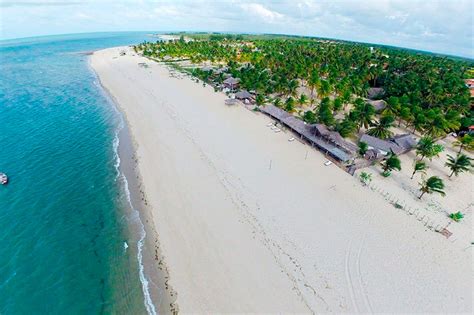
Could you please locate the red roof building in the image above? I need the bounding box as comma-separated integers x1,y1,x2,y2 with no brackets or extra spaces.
465,79,474,88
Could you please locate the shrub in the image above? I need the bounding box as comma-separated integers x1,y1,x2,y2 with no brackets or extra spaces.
359,172,372,185
449,211,464,222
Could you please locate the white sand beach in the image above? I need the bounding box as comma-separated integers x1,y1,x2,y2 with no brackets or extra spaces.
91,46,472,313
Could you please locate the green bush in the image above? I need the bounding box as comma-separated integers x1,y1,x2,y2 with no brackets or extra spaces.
449,211,464,222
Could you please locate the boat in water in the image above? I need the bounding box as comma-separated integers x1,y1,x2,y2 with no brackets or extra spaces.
0,173,8,185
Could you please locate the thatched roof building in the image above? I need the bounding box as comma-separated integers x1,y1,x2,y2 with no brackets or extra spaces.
360,134,403,155
259,105,355,162
235,90,253,100
367,100,387,112
391,134,417,153
367,87,385,99
360,133,416,158
223,77,240,89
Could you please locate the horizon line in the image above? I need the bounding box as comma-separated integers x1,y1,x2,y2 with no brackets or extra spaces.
1,30,472,61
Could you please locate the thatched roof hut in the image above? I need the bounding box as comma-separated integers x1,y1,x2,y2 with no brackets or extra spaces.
223,77,240,88
360,133,416,157
367,100,387,112
391,134,417,153
235,90,253,100
367,87,385,99
360,134,403,155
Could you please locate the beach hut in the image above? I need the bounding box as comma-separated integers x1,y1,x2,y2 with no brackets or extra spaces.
359,133,416,157
367,100,387,113
234,90,253,103
391,134,417,153
223,77,240,90
367,87,385,100
360,134,402,156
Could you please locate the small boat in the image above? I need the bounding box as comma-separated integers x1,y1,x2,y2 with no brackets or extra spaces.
0,173,8,185
288,137,295,142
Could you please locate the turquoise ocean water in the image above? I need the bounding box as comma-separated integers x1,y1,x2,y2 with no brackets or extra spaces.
0,32,157,314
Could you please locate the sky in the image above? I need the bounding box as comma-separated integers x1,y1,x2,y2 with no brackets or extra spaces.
0,0,472,58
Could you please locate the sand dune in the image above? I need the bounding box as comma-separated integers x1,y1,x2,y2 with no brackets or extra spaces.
91,46,472,313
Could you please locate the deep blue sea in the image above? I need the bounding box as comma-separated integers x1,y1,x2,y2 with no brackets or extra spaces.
0,32,157,314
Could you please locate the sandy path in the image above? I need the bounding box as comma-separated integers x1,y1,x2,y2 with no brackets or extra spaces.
91,47,472,314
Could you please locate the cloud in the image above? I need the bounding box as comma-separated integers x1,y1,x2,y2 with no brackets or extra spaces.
240,3,284,22
0,0,472,58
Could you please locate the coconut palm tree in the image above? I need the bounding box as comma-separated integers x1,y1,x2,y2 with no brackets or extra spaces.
273,97,282,108
288,79,299,97
303,110,316,124
358,141,368,156
381,151,401,177
382,96,400,116
308,70,320,103
453,134,474,153
353,98,375,131
411,160,427,179
445,153,473,177
298,94,308,107
416,136,444,161
255,94,265,107
367,115,394,139
285,97,295,112
418,176,445,199
319,80,332,98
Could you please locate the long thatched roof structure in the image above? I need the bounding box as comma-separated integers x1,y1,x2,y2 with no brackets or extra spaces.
360,133,416,156
260,105,356,162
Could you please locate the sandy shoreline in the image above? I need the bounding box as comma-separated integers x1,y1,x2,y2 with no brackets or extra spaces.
91,64,177,314
91,46,472,313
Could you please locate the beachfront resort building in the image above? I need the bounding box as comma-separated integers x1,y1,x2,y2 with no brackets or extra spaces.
223,77,240,90
260,105,357,163
234,90,253,103
360,133,417,160
465,79,474,97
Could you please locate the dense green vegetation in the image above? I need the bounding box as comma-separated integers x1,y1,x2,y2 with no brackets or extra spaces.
136,33,473,141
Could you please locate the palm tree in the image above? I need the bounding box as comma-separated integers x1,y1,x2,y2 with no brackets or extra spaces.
418,176,445,199
273,97,282,108
359,172,372,186
308,70,320,103
381,151,401,176
445,153,473,177
288,79,299,97
411,161,427,179
353,98,375,131
318,80,331,98
285,97,295,112
358,141,368,156
255,94,265,106
298,94,308,107
367,115,394,139
416,136,444,161
382,96,400,116
453,134,474,153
